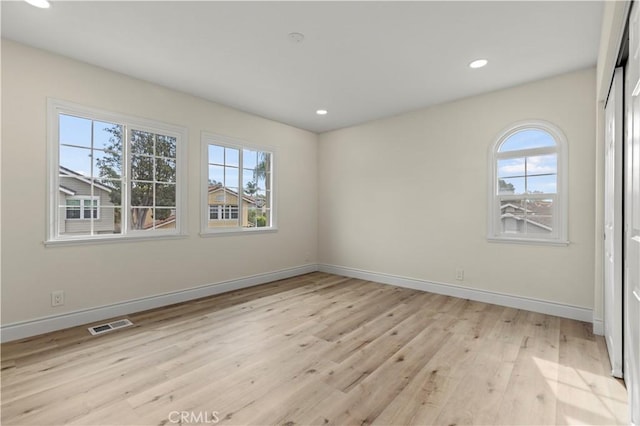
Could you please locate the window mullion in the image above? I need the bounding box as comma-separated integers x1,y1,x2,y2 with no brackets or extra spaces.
496,195,503,237
123,125,130,235
496,146,556,159
524,157,528,195
152,133,157,230
89,120,95,235
524,193,555,200
238,149,243,228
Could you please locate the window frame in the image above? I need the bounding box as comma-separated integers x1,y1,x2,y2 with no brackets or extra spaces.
200,132,277,236
209,205,239,220
487,120,569,246
65,196,100,220
47,99,188,246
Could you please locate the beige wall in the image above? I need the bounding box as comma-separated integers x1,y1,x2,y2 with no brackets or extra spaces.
1,40,318,325
318,68,597,309
0,38,600,328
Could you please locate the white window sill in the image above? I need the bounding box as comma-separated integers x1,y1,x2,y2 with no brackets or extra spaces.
45,233,188,247
487,237,569,247
200,227,278,237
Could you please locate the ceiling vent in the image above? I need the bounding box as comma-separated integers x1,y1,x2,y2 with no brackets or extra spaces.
88,319,133,336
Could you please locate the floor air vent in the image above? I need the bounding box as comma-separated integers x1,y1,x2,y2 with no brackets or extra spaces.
88,319,133,336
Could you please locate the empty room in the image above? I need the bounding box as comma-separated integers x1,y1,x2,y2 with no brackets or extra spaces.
1,1,639,425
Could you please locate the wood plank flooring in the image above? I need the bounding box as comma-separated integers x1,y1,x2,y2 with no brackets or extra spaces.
1,272,629,425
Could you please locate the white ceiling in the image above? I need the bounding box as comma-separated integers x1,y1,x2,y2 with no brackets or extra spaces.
1,1,603,133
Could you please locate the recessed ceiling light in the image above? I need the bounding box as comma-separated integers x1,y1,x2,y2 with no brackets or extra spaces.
24,0,50,8
316,109,328,116
469,59,488,69
288,32,305,43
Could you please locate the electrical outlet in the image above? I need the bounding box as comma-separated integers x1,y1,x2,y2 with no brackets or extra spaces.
51,290,64,307
455,268,464,281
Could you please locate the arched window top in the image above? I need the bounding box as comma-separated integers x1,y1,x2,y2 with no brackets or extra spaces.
498,129,557,152
494,120,566,155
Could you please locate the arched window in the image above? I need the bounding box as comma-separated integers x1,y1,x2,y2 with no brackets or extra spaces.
488,120,568,245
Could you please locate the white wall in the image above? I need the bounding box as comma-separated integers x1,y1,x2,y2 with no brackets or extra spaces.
1,40,318,327
593,0,630,332
318,68,597,310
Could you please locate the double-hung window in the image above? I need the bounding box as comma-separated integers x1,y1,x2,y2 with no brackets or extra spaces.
65,197,99,220
47,99,187,244
209,205,239,220
488,120,568,245
201,132,275,235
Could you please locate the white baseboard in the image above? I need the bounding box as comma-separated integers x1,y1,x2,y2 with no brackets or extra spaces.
1,264,318,343
2,263,595,343
592,317,604,336
318,264,593,323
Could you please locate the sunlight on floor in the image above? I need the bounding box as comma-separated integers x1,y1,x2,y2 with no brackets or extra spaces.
533,355,628,425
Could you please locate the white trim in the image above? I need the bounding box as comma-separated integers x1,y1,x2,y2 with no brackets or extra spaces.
198,227,279,237
47,98,188,244
487,119,569,245
496,145,557,160
592,317,604,336
0,264,318,343
44,233,188,247
487,236,569,247
603,66,624,380
318,264,593,323
200,131,276,235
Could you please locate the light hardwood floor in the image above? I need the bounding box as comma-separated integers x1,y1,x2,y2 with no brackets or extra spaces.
1,272,629,425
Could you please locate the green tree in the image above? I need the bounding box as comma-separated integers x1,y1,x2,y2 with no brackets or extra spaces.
96,126,177,230
240,152,270,227
94,125,123,227
247,208,267,228
245,180,258,197
498,179,515,194
254,152,270,188
250,152,271,226
255,215,267,227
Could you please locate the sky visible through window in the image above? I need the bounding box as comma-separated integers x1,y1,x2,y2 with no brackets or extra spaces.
497,129,557,195
59,114,120,177
207,145,269,196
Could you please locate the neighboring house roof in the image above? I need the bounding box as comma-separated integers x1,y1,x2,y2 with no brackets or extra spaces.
59,166,113,193
500,203,523,211
500,201,552,214
208,184,257,205
142,214,176,230
59,185,76,196
500,213,552,232
500,201,553,229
